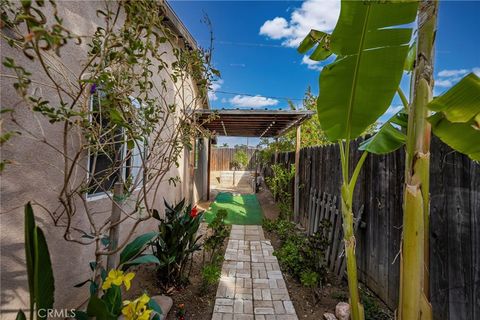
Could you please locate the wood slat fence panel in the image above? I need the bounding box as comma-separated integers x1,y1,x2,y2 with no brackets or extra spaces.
211,148,256,171
263,136,479,318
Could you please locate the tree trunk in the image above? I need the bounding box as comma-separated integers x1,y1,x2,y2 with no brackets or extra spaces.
399,1,438,319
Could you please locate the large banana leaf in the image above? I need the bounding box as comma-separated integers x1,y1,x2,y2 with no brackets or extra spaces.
428,73,480,161
297,29,332,61
429,73,480,122
305,0,418,141
359,111,408,154
428,113,480,161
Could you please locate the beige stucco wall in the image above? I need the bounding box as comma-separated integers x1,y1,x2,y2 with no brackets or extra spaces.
0,1,208,317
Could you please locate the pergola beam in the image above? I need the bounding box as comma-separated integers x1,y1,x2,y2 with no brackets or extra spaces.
196,109,314,138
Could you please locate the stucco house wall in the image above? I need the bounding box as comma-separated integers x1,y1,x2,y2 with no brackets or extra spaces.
0,1,208,317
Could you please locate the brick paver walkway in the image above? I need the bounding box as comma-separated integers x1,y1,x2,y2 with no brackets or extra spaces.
212,225,298,320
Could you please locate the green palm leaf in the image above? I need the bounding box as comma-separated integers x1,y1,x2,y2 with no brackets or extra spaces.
303,0,418,141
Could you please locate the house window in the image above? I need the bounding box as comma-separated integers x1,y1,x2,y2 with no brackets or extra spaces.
87,90,145,197
124,97,146,190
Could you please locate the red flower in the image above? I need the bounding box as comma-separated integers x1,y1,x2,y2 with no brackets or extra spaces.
190,206,199,218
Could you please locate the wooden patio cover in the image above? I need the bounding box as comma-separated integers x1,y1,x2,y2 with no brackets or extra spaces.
195,109,314,137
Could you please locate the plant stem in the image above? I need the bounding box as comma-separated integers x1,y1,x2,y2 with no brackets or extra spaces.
399,1,438,319
339,141,365,320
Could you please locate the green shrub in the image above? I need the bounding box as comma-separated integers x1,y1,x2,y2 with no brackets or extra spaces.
266,164,295,219
231,149,248,170
204,209,229,264
200,263,222,294
275,236,305,276
300,270,319,288
275,219,297,241
262,218,276,232
272,219,331,289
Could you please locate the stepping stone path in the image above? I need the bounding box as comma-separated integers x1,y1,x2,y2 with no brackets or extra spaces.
212,225,298,320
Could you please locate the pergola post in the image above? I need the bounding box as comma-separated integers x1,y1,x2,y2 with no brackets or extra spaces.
294,125,301,223
274,137,278,164
207,138,211,201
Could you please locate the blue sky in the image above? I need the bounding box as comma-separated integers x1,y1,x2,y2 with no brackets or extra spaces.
170,0,480,147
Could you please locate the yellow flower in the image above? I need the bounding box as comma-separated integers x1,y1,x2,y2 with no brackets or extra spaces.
123,271,135,291
122,294,152,320
102,269,135,291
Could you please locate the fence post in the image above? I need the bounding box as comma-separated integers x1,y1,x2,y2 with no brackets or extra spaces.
107,182,123,271
294,125,301,222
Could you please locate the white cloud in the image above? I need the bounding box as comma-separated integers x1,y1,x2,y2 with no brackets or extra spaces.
259,17,291,39
301,55,323,71
259,0,340,48
437,69,468,78
435,67,479,89
229,63,246,68
208,79,223,101
384,105,403,116
229,95,279,108
435,79,453,88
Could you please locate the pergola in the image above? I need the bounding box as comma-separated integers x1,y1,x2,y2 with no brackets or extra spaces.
196,109,315,220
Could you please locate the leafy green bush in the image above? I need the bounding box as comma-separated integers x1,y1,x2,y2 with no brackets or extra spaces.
269,218,331,291
262,218,277,232
275,236,305,276
231,149,248,170
300,270,319,288
275,219,297,241
151,199,204,286
265,164,295,219
200,263,222,294
204,209,229,264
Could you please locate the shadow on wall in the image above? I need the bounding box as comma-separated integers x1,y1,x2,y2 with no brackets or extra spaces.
0,164,184,317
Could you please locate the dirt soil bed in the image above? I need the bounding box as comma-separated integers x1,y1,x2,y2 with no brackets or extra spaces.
265,229,349,319
128,223,227,320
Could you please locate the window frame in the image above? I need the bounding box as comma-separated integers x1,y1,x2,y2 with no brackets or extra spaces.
86,92,146,201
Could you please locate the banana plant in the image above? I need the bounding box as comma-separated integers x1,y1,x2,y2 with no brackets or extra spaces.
361,72,480,320
298,1,418,319
359,0,478,316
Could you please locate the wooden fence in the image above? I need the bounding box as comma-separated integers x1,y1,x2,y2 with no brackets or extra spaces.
211,147,256,171
306,190,364,279
264,137,480,319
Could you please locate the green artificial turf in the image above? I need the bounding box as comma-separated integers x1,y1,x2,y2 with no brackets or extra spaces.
204,192,263,225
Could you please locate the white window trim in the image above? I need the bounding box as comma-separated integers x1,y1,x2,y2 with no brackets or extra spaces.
85,89,129,202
